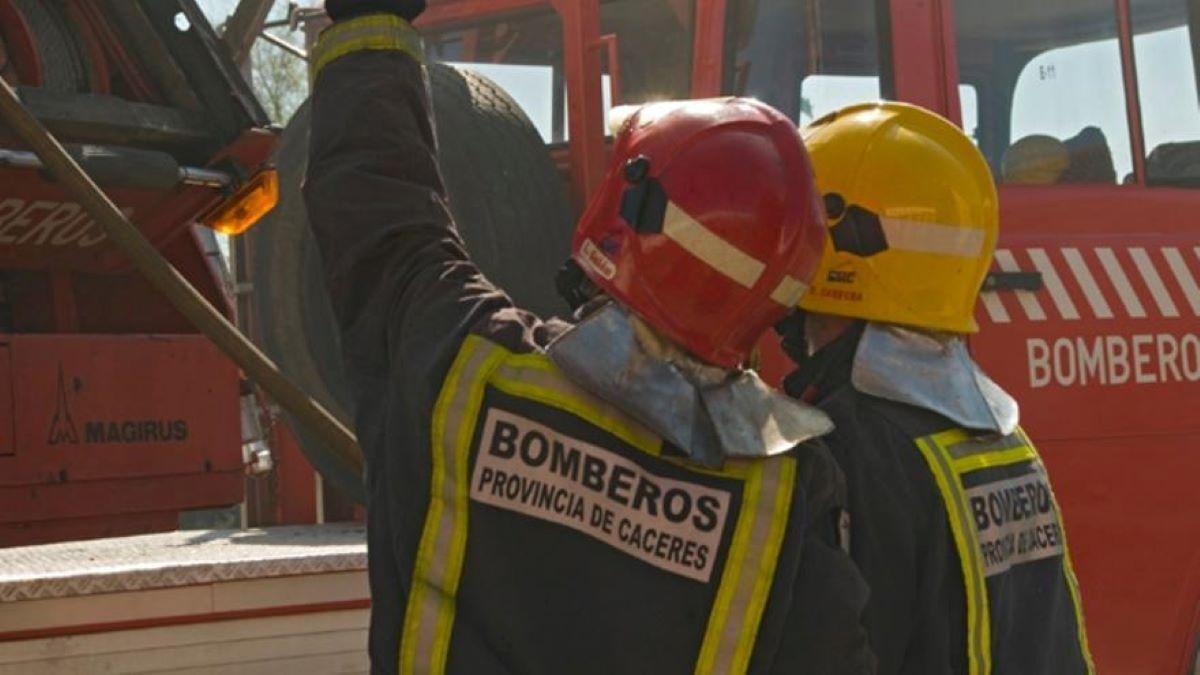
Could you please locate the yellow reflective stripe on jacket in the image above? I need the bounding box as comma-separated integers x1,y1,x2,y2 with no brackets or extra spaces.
402,335,797,674
492,353,661,455
916,431,993,675
915,427,1095,675
694,457,796,675
400,339,506,675
310,13,423,82
1062,542,1097,673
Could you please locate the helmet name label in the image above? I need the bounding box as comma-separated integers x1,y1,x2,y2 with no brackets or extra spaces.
813,285,864,303
579,239,616,281
471,407,730,582
965,472,1064,577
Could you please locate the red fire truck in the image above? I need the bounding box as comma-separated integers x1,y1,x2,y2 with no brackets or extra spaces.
1,0,1197,672
247,0,1200,673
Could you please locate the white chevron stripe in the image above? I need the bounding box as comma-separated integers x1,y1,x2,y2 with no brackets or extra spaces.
979,291,1011,323
1095,248,1146,318
1129,247,1179,317
993,249,1046,321
1062,248,1114,319
1163,247,1200,316
1028,248,1079,320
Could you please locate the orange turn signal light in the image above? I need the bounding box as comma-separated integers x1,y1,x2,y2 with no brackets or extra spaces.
202,169,279,235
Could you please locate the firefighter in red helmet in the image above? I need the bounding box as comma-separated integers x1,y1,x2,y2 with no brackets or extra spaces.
304,2,875,673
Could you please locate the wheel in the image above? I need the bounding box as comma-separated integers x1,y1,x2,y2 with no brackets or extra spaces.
247,63,574,502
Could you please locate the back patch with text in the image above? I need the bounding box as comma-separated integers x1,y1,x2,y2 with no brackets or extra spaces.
470,408,731,582
966,472,1064,577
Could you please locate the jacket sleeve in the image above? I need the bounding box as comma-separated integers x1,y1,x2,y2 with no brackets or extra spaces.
781,442,878,673
303,48,513,398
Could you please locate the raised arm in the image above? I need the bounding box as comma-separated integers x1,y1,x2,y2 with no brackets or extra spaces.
303,13,514,384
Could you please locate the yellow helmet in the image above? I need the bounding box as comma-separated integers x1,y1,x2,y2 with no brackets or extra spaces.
798,102,998,333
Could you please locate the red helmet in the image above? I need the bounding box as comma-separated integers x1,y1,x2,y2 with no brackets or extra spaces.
571,98,826,369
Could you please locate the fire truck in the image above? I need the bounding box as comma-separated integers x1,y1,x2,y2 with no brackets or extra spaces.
0,0,1196,672
247,0,1200,672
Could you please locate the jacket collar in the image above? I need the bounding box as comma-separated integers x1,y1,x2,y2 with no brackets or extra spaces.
851,323,1019,436
546,303,833,468
779,314,1018,435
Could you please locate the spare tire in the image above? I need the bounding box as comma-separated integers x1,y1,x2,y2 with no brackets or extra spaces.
248,63,573,502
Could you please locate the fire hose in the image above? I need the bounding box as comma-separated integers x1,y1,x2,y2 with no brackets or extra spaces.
0,77,364,478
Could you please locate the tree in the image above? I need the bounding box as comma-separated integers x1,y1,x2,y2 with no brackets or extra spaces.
249,29,308,124
197,0,309,125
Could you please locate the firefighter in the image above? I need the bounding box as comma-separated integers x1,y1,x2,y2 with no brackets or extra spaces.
774,102,1094,674
303,2,875,673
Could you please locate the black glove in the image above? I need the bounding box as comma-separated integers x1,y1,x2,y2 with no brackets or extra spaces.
325,0,426,22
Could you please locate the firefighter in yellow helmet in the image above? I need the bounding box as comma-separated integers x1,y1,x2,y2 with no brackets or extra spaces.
775,102,1095,675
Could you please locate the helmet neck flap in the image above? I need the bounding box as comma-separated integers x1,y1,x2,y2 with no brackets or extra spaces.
548,302,833,467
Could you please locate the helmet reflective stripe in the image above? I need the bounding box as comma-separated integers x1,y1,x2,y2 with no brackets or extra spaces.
770,275,809,306
662,202,765,289
880,217,988,257
661,204,811,308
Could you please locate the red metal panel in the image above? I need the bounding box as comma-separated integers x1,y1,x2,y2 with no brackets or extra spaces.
0,178,225,273
886,0,960,122
0,472,243,523
0,510,178,548
0,342,12,456
0,332,242,542
272,422,318,525
552,0,607,209
419,0,548,27
3,334,240,486
690,0,727,97
1037,434,1200,675
1114,0,1148,184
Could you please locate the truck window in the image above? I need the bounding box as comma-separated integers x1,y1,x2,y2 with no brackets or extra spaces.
954,0,1133,185
425,12,564,141
724,0,886,123
1133,0,1200,187
601,0,695,105
425,1,694,144
799,75,879,125
797,76,979,139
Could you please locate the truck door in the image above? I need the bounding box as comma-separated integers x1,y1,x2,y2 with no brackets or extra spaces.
952,0,1200,672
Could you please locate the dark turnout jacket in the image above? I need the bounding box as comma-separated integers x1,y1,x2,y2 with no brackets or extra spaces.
780,319,1092,675
304,38,874,675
